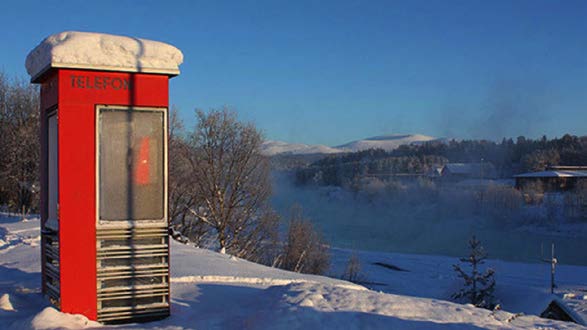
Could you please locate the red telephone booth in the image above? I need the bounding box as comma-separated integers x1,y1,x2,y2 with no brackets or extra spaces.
26,31,183,323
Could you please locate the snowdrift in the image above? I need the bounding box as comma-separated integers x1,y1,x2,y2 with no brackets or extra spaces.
0,214,584,329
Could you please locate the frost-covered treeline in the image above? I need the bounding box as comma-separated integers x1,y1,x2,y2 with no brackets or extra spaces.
291,134,587,227
295,135,587,187
0,72,39,214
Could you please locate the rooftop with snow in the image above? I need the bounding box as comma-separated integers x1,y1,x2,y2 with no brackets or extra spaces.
25,31,183,82
514,170,587,178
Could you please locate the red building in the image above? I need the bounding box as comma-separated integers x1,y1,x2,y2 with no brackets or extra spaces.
26,31,183,323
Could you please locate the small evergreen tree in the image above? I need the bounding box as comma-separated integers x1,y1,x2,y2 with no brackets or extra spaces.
452,235,496,309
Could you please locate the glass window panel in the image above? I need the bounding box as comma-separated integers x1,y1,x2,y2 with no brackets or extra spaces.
99,108,164,220
48,114,59,224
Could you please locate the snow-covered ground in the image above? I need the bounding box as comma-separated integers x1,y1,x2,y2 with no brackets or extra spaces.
330,247,587,321
1,213,586,329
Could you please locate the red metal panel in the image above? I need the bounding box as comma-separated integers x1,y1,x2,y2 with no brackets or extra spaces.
58,70,169,107
39,72,58,296
39,73,57,293
40,69,169,320
39,72,58,229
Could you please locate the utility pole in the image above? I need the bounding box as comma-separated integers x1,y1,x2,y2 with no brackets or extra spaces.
541,242,558,294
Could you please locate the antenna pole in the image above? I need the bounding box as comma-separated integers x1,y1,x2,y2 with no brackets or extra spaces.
541,242,557,294
550,243,557,294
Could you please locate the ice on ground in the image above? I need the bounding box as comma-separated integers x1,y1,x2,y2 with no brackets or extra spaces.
25,31,183,81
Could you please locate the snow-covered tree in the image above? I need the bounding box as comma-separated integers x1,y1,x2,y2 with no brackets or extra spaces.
182,107,278,261
168,108,209,246
452,235,496,309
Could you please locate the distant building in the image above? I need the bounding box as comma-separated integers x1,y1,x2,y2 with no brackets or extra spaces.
540,293,587,326
440,163,497,180
514,167,587,192
426,165,443,178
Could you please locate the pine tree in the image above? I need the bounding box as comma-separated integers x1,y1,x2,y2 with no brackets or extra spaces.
452,235,496,309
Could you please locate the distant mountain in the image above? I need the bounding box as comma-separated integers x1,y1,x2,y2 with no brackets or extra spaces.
262,134,440,156
261,140,341,156
336,134,438,152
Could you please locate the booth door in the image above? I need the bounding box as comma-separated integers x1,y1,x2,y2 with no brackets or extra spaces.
95,106,169,322
98,106,165,222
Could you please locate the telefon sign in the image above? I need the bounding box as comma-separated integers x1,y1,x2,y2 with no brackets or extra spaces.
26,31,183,324
69,74,132,90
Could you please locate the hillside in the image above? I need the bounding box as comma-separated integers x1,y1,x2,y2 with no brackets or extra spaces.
261,134,439,156
1,214,584,329
335,134,438,152
261,140,341,156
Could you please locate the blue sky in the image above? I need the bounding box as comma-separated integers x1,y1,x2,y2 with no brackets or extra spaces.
1,0,586,145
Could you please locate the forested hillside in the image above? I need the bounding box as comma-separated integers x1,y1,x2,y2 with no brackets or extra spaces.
295,136,587,187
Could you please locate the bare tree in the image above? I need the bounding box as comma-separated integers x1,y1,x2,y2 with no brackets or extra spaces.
342,252,364,283
277,205,330,275
181,107,278,261
167,107,209,245
478,185,523,223
0,73,39,213
564,181,587,220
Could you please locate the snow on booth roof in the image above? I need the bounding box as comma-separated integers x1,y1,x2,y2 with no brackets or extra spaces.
25,31,183,82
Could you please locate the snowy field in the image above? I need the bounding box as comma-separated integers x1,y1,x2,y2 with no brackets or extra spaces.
1,213,586,329
329,247,587,321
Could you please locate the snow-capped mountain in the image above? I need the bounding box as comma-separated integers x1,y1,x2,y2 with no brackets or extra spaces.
335,134,438,152
262,134,440,156
261,140,342,156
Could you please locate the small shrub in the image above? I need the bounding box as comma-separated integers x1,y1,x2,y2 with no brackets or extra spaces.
478,185,523,223
277,205,330,275
564,181,587,221
342,252,365,283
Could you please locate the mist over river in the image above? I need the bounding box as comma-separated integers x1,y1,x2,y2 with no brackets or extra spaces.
270,172,587,266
